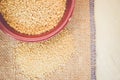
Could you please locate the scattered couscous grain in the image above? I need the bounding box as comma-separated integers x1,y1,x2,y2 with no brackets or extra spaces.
12,28,75,79
0,0,66,35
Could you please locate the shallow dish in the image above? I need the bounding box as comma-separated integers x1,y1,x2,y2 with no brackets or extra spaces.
0,0,75,42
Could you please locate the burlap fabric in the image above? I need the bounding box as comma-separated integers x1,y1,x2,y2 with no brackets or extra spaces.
0,0,96,80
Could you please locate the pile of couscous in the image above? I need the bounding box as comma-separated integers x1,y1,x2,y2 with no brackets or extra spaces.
0,0,66,35
13,28,75,79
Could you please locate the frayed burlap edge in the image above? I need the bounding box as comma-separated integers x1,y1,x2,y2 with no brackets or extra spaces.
90,0,96,80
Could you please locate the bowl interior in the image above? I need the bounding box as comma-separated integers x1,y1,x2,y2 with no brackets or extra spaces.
0,0,75,42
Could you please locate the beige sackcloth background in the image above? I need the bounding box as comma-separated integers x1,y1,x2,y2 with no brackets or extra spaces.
0,0,96,80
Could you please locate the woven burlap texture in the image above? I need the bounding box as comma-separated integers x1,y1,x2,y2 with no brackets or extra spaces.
0,0,92,80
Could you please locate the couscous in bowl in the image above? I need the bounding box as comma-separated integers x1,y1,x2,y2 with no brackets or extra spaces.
0,0,75,42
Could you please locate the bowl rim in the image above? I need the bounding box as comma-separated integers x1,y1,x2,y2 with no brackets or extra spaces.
0,0,75,42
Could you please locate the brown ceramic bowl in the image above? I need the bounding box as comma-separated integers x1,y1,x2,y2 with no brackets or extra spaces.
0,0,75,42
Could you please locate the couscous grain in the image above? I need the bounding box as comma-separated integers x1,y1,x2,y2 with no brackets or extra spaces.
0,0,66,35
13,28,75,79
